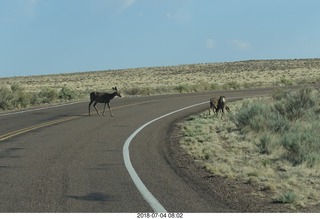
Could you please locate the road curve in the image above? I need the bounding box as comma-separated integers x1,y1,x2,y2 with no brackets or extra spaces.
0,88,274,212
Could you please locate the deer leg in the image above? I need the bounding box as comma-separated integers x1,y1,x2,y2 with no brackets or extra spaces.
107,103,114,117
93,102,100,115
102,103,107,116
88,100,94,115
209,102,217,115
215,107,220,115
220,108,225,119
209,106,215,115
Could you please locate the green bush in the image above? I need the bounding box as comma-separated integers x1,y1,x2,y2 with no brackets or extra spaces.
281,122,320,167
279,77,293,86
59,86,78,100
175,84,192,93
274,191,296,204
233,102,272,131
0,84,84,111
256,134,275,155
223,81,241,90
37,87,58,104
0,86,12,110
0,84,32,110
274,87,316,121
233,87,320,167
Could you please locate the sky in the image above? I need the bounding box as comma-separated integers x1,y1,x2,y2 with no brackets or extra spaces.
1,0,320,77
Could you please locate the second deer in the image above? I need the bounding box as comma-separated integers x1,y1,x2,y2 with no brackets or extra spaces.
209,96,230,116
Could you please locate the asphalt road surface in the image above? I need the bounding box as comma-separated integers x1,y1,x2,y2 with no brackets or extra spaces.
0,88,275,213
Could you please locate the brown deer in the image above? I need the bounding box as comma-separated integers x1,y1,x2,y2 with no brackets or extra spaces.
209,96,230,116
88,87,121,117
209,97,218,115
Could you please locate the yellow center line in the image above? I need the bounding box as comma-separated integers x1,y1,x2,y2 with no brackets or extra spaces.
0,101,153,142
0,116,81,141
0,96,208,142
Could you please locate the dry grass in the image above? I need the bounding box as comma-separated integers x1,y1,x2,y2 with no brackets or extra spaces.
1,59,320,95
179,89,320,209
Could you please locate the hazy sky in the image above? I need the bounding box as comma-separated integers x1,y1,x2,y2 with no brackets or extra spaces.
1,0,320,77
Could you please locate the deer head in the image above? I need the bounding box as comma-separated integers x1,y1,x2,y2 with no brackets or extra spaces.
112,86,121,97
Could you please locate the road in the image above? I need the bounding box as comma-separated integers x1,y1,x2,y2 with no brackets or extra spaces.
0,88,274,212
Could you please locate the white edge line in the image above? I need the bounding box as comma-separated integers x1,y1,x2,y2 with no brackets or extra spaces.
123,101,207,213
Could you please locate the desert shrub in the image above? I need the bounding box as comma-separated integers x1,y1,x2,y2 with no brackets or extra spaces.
10,83,23,92
233,101,272,132
175,84,192,93
12,90,30,109
274,191,296,204
274,87,316,121
210,83,222,90
10,83,31,108
233,88,318,130
125,87,141,96
223,81,241,90
137,87,152,95
37,87,58,104
281,122,320,167
0,86,12,110
0,84,32,110
59,86,78,100
279,77,293,86
267,110,290,133
233,87,320,167
124,87,155,96
256,134,277,155
271,88,287,101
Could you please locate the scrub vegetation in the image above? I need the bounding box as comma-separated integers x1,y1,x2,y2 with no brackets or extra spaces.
1,58,320,112
179,87,320,208
0,83,81,110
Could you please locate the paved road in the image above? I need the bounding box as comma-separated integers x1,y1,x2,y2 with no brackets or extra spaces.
0,88,274,212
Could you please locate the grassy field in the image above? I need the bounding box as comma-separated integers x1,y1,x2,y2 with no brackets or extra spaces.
1,58,320,111
179,87,320,209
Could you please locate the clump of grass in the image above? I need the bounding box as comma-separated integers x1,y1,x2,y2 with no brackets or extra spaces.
274,191,297,204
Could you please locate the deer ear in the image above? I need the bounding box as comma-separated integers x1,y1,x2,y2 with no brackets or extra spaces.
115,86,118,90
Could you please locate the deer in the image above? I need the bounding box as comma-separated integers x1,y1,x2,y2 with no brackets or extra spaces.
88,87,121,117
209,96,230,116
209,97,218,115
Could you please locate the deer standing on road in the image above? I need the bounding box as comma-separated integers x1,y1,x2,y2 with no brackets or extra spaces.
209,96,230,116
88,87,121,117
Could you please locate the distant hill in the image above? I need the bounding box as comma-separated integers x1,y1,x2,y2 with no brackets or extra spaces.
1,58,320,94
